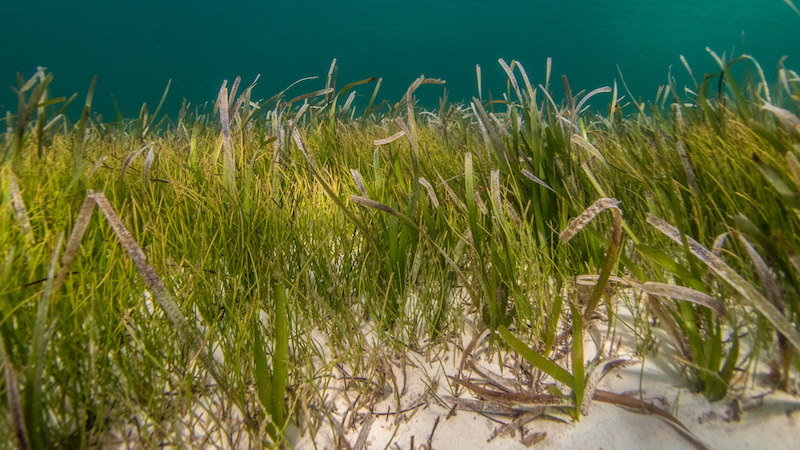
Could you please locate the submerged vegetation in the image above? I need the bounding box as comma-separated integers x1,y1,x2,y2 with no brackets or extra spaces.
1,50,800,448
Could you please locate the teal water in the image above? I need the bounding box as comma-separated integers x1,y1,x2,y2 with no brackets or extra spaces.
2,0,798,118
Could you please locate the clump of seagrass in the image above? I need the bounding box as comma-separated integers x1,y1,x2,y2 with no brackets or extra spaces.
53,193,224,387
440,198,716,449
647,215,800,353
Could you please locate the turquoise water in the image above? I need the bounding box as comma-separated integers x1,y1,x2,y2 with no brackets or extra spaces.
2,0,798,117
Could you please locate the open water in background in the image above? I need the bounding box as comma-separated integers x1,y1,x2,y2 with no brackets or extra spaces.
2,0,799,118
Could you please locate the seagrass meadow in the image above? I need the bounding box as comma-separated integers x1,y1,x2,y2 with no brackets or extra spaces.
2,52,800,449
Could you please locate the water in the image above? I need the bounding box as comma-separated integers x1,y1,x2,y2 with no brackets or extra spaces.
2,0,798,118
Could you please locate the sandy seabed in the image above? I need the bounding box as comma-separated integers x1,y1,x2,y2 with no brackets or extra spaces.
291,306,799,450
102,299,799,450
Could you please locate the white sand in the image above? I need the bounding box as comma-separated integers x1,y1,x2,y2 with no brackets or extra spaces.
106,297,799,449
293,311,799,450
